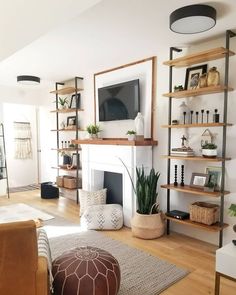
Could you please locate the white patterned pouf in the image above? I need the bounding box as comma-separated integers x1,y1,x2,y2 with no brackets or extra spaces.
81,204,123,230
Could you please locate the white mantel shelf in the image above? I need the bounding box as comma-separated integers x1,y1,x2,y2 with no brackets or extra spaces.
72,138,158,146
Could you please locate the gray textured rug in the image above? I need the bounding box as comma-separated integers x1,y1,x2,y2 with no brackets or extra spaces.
44,217,189,295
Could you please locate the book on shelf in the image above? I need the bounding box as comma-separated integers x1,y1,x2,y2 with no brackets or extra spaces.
171,147,195,157
170,152,195,157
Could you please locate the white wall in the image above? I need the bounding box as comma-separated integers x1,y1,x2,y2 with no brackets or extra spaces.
0,84,54,188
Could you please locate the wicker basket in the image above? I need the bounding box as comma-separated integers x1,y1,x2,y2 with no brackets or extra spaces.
190,202,219,225
63,176,77,189
56,176,64,187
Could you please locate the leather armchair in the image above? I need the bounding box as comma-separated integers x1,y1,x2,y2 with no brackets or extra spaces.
0,220,49,295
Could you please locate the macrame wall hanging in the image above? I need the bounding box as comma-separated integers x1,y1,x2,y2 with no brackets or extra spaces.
14,122,32,159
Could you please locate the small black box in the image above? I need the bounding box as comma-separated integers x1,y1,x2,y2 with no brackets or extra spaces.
41,182,59,199
166,210,190,220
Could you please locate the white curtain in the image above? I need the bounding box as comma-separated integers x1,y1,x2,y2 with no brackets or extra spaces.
14,122,32,159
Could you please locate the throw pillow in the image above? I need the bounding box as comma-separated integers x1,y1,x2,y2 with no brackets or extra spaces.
79,188,107,216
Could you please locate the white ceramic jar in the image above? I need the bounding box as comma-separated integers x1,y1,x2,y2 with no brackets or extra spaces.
134,112,144,140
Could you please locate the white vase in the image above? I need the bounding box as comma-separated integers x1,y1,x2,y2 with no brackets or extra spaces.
134,112,144,140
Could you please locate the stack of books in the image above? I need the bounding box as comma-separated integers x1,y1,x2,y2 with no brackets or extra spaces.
171,147,195,157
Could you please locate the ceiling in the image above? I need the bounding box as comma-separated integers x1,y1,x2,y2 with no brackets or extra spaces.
0,0,235,87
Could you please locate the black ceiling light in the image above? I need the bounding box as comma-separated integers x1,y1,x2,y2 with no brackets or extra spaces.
17,75,40,85
170,4,216,34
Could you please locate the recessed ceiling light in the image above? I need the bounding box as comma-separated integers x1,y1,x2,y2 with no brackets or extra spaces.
170,4,216,34
17,75,40,85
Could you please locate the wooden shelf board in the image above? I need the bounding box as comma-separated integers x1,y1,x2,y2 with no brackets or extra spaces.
51,148,81,152
50,108,84,113
162,155,231,162
72,138,158,146
50,87,83,95
163,47,235,67
161,183,230,197
163,85,234,98
166,216,229,232
161,122,233,129
51,166,78,171
51,128,84,132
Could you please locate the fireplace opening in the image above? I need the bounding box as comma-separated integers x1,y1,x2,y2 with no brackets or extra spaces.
103,171,123,206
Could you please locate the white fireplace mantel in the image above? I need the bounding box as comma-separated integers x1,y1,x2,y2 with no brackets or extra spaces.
75,139,157,227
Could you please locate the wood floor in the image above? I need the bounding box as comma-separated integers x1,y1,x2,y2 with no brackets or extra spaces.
1,190,235,295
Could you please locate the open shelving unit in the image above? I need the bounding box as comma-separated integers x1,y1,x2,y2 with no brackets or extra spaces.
0,123,9,198
162,30,236,247
51,77,83,203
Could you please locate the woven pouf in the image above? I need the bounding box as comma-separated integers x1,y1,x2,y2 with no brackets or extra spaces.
52,246,120,295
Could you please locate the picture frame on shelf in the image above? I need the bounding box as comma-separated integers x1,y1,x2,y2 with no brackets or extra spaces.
184,64,207,90
190,172,209,189
67,116,77,126
69,93,81,109
206,166,222,191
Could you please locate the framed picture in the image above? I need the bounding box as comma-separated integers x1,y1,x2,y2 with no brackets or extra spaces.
190,173,209,189
184,64,207,90
67,116,77,126
69,93,81,109
206,166,222,191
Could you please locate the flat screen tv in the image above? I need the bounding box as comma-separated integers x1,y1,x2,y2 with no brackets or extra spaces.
98,79,140,122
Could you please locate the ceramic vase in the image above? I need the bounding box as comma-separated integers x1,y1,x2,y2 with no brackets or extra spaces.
207,67,220,86
134,112,144,140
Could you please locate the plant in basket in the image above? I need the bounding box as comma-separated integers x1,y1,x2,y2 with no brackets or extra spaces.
120,158,165,239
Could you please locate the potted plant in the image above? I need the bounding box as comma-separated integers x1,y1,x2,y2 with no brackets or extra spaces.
204,181,215,192
86,124,101,139
57,97,68,109
202,143,217,158
120,158,165,239
126,130,136,141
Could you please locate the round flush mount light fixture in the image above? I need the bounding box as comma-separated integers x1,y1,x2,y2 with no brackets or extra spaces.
170,4,216,34
17,75,40,85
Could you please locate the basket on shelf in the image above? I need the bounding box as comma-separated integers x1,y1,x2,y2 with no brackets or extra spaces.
190,202,219,225
56,176,64,187
63,176,82,189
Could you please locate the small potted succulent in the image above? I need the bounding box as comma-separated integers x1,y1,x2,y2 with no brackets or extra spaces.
86,124,101,139
57,97,68,109
126,130,136,141
202,143,217,158
174,85,184,92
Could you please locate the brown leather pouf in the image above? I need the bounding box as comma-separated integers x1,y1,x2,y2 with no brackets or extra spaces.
52,246,120,295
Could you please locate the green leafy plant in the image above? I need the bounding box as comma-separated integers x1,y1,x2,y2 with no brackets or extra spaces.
57,97,68,107
202,143,217,149
126,130,136,135
86,124,101,134
229,204,236,217
119,158,160,215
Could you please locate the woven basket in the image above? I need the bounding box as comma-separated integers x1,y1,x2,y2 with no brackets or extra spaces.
63,176,77,189
190,202,219,225
56,176,64,187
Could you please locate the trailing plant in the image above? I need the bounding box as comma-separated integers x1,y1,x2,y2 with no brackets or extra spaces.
202,143,217,149
126,130,136,135
229,204,236,217
86,124,101,134
119,158,160,215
